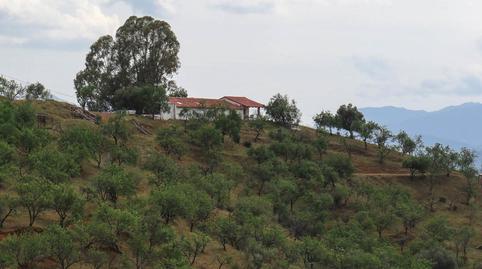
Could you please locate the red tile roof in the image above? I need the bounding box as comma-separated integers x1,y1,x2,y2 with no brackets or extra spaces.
222,96,265,108
169,97,241,110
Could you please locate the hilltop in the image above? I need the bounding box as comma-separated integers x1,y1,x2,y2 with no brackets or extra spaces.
0,99,480,269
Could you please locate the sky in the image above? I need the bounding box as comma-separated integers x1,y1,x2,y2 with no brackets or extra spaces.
1,0,482,123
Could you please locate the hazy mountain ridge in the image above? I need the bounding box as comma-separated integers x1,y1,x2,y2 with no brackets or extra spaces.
361,103,482,152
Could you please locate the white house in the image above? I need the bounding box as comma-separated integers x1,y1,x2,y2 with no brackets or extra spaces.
161,96,264,120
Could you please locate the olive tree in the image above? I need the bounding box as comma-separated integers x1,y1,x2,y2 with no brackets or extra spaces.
265,94,301,128
372,125,394,164
335,104,364,139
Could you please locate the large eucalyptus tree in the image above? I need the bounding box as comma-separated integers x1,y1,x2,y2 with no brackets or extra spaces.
75,16,180,113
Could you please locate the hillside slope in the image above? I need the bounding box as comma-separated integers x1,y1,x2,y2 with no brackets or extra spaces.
0,100,481,269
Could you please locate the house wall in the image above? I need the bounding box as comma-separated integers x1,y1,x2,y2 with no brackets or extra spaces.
161,105,244,120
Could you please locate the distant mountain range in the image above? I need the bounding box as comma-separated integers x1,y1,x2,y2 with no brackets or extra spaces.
360,102,482,154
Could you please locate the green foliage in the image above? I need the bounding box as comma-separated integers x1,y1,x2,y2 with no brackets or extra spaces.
184,187,214,231
425,143,457,177
167,81,188,97
402,155,431,180
324,153,354,179
300,237,331,268
266,93,301,128
191,124,223,151
150,184,192,224
102,112,130,146
372,125,394,164
50,184,84,227
16,127,50,156
16,177,54,226
215,110,242,143
419,246,458,269
75,16,180,111
0,231,46,268
396,131,417,155
248,116,266,142
358,121,377,150
196,173,235,208
44,225,81,269
28,146,80,183
423,216,454,244
156,125,186,159
336,103,364,138
212,217,239,251
190,124,224,173
0,141,14,167
145,152,181,188
114,84,169,115
0,76,25,101
313,134,328,159
247,145,275,164
59,125,99,163
0,195,17,228
25,82,51,100
181,232,210,265
313,110,337,135
91,165,138,204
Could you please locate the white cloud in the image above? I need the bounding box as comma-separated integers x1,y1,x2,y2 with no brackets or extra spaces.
156,0,177,14
0,0,120,43
0,35,27,45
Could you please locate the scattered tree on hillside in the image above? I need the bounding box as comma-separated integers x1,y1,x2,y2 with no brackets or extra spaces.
91,165,138,204
313,110,337,135
424,144,450,211
0,195,17,228
266,93,301,128
44,225,82,269
25,82,51,100
150,184,190,225
102,112,130,146
324,153,354,182
336,104,364,139
0,76,25,101
457,147,478,204
16,177,53,227
402,155,430,180
372,125,394,164
181,232,210,265
248,116,267,142
50,184,84,227
395,131,417,155
156,126,186,159
145,153,181,188
190,125,224,173
367,188,398,239
313,133,328,159
453,226,475,262
358,121,377,151
0,231,47,268
215,110,242,143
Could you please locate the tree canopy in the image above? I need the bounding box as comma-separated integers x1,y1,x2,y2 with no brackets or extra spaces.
74,16,181,112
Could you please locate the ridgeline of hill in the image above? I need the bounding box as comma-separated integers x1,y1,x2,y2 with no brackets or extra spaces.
0,99,481,269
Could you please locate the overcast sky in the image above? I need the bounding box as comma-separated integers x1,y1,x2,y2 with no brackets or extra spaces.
1,0,482,123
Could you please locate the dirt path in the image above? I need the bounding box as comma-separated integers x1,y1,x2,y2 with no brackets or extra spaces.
355,173,410,177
